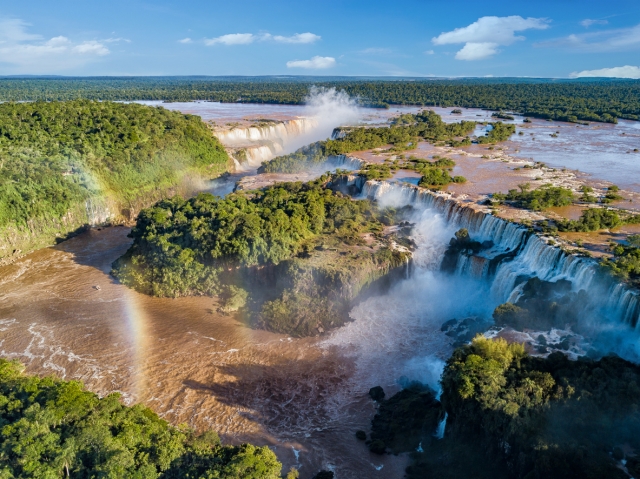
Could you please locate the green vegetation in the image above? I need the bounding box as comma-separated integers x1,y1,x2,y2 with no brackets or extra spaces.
492,183,574,210
602,235,640,288
557,207,640,232
367,384,442,455
0,100,228,257
257,142,327,174
491,112,515,121
1,78,639,123
425,336,640,479
0,358,286,478
112,178,410,336
261,111,469,188
477,122,516,144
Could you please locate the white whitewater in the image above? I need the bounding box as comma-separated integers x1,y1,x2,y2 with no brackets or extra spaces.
359,179,640,331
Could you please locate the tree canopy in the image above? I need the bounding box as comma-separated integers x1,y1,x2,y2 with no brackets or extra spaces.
0,359,284,478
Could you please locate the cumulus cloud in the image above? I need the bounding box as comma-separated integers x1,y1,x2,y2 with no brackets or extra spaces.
539,24,640,52
204,31,320,46
178,37,192,44
204,33,255,46
0,18,111,72
272,32,320,44
432,16,549,60
286,56,336,69
570,65,640,79
581,19,608,28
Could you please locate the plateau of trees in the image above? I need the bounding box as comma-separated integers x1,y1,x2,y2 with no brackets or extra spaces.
112,178,397,298
0,358,290,478
362,336,640,479
602,235,640,288
440,336,640,478
1,77,639,123
492,183,574,210
112,177,410,336
0,100,228,242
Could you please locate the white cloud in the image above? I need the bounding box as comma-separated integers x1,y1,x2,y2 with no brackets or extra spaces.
424,49,435,55
570,65,640,79
286,56,336,69
272,32,320,44
204,33,255,46
432,16,549,60
454,42,499,60
178,37,192,44
0,18,110,72
580,19,608,28
204,31,321,46
73,41,109,55
540,24,640,52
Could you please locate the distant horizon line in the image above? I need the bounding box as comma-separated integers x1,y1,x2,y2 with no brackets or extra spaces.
0,74,638,81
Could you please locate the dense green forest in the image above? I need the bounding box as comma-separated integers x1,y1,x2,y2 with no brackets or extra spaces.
0,100,228,257
112,178,409,335
390,336,640,479
1,77,638,123
437,336,640,479
0,359,291,479
602,235,640,288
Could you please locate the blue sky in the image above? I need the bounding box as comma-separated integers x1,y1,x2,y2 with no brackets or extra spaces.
2,0,640,78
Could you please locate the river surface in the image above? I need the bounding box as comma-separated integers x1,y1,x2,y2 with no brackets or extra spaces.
2,102,639,478
140,101,640,192
1,200,493,478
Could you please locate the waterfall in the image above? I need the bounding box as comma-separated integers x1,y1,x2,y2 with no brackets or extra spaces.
357,177,640,329
214,118,319,146
434,413,448,439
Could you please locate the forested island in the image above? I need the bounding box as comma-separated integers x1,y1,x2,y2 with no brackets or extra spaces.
1,77,638,123
0,100,228,258
111,177,411,336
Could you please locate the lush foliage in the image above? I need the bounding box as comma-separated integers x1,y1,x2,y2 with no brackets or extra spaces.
113,178,409,336
112,178,393,297
602,235,640,288
438,336,640,479
0,100,228,252
557,208,632,232
493,183,574,210
477,122,516,144
0,359,284,478
1,78,639,123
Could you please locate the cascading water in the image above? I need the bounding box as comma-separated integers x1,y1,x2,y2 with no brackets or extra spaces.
214,118,319,146
358,178,640,334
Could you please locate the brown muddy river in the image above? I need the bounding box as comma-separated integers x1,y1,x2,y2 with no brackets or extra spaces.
0,220,463,478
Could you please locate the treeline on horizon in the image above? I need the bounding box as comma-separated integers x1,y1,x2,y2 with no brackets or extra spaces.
1,77,639,123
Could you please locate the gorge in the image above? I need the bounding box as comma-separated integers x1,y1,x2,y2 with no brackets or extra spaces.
2,96,640,478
